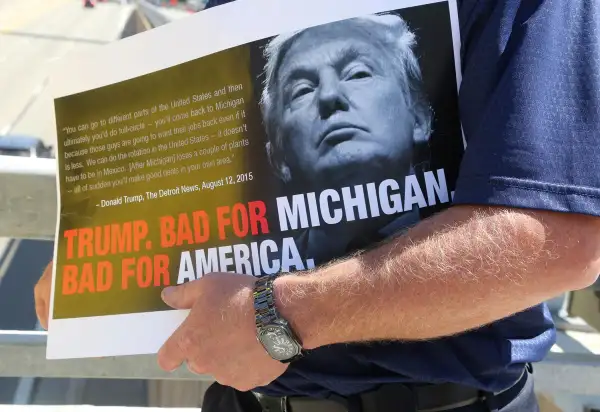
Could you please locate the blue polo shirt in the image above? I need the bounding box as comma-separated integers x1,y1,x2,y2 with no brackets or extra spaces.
203,0,600,398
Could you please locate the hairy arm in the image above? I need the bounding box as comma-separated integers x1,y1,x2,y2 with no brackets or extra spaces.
274,205,600,349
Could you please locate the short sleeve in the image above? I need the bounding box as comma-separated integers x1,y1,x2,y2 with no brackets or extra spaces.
453,0,600,217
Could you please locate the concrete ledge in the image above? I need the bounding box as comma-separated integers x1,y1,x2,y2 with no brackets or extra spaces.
534,352,600,396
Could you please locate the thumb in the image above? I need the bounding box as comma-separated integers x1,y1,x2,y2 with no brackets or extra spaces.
161,281,202,309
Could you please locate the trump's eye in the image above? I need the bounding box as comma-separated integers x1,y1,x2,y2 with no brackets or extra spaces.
344,64,372,81
290,82,314,101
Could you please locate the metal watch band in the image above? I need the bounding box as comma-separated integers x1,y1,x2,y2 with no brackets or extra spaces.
253,275,279,329
253,274,305,363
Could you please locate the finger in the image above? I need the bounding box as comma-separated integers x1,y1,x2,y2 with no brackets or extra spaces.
157,326,189,372
35,300,48,330
33,281,46,329
186,359,207,376
34,261,53,330
161,279,204,309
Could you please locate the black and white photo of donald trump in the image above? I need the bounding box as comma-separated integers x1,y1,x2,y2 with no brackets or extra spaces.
258,12,436,264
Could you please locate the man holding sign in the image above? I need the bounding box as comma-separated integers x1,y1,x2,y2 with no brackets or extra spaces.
35,1,600,412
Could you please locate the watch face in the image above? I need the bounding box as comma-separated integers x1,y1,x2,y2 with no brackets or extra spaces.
258,324,302,361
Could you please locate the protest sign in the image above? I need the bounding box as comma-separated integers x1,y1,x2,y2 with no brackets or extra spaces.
48,0,464,359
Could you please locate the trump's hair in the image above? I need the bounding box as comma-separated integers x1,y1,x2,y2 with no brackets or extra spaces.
259,13,433,182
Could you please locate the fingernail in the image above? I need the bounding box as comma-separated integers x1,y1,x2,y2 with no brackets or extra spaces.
158,360,179,373
161,287,175,300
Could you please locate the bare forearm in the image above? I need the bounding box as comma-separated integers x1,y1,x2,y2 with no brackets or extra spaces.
275,206,600,349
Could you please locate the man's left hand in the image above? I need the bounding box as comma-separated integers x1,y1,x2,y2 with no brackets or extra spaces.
157,273,289,391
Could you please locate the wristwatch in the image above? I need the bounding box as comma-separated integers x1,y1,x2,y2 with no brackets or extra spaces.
253,274,304,363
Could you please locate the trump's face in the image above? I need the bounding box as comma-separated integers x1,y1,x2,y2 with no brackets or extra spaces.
275,21,422,187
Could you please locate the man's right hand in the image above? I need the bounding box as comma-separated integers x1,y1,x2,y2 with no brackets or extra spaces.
34,261,53,330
